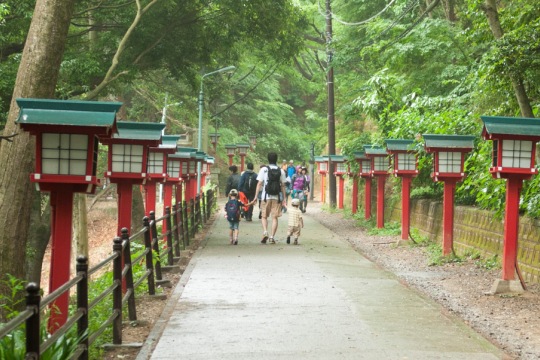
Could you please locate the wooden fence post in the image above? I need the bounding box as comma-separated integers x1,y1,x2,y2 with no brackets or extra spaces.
25,283,41,359
112,237,123,345
143,216,156,296
121,228,137,321
76,256,89,360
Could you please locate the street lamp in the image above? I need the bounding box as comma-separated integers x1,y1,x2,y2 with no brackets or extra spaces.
197,65,235,193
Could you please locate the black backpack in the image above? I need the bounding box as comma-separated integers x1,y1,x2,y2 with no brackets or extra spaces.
225,199,241,222
265,167,282,196
245,172,258,196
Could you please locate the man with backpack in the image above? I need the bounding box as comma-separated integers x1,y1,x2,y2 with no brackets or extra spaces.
248,152,287,244
238,162,258,221
225,165,240,197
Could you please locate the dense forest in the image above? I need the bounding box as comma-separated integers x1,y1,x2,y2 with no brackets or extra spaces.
1,0,539,318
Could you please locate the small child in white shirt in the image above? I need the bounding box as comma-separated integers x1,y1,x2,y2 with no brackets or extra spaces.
286,198,304,245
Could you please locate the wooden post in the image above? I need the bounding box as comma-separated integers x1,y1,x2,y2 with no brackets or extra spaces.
76,256,89,360
401,176,412,240
351,176,358,214
442,179,457,256
502,178,522,280
376,175,386,228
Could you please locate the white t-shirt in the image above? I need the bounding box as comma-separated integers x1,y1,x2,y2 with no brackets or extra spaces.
257,164,286,200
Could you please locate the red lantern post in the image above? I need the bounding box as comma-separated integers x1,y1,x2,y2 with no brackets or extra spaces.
352,151,367,215
386,139,418,241
481,116,540,292
225,144,236,167
101,121,165,236
146,135,180,216
423,134,475,256
330,155,347,209
356,152,373,220
315,156,329,203
364,145,389,228
16,98,121,331
168,148,195,205
237,143,250,172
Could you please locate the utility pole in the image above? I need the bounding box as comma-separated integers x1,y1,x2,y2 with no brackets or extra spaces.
326,0,337,207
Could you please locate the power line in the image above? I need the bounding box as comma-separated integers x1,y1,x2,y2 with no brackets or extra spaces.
318,0,398,27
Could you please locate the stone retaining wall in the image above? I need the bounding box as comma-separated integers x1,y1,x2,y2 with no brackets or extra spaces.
325,176,540,284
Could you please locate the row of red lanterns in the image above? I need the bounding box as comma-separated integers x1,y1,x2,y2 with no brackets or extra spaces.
16,98,215,330
315,117,540,293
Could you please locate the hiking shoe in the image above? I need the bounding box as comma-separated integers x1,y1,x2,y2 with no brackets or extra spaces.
234,239,238,245
286,236,290,244
269,238,276,244
293,239,298,245
261,233,268,244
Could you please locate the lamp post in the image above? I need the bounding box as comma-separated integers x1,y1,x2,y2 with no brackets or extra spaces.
197,65,235,194
237,143,250,172
423,134,475,256
364,145,390,228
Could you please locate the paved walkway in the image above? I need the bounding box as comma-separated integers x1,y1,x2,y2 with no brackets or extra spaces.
137,205,505,359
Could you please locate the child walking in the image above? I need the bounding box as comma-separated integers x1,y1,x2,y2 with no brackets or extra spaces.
225,189,244,245
286,198,304,245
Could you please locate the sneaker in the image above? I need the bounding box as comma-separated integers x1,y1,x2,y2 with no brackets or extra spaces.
234,239,238,245
286,236,290,244
269,238,276,244
261,233,268,244
293,239,298,245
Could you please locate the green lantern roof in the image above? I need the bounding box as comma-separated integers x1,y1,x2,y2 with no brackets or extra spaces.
423,134,475,149
480,116,540,137
329,155,346,162
225,144,236,149
314,156,328,162
385,139,415,152
16,98,122,128
114,121,165,141
169,147,197,159
159,135,180,149
205,156,215,164
353,151,368,160
236,143,250,148
363,145,387,156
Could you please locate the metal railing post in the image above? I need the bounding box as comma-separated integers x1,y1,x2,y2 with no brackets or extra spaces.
112,237,123,345
121,228,137,321
143,216,156,295
25,283,41,359
76,256,89,360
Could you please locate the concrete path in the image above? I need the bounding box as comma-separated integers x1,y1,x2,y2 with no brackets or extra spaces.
138,206,505,359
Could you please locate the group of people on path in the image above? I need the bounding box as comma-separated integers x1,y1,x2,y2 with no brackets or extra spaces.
223,152,309,246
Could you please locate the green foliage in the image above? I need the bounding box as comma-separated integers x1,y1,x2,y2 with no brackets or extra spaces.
410,185,442,200
367,221,401,236
0,274,26,319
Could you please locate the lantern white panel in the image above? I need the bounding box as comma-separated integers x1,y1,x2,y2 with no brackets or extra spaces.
397,153,416,171
41,133,88,176
182,162,188,174
320,162,328,171
148,152,164,174
336,163,346,173
189,162,196,173
373,157,387,172
501,140,532,168
112,144,144,173
438,152,461,173
167,161,181,178
361,162,371,173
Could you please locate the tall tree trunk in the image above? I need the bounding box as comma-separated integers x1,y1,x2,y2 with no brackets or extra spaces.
25,194,51,287
131,185,146,234
444,0,457,22
483,0,534,118
0,0,76,319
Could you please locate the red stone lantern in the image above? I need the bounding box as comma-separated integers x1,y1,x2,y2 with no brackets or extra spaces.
330,155,347,209
167,147,195,205
16,98,121,331
364,145,389,228
146,135,180,216
209,132,220,152
315,156,329,203
386,139,418,241
100,121,165,236
481,116,540,293
354,151,373,220
225,144,236,167
249,135,257,150
237,143,250,172
423,134,475,256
